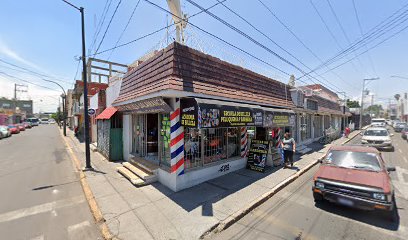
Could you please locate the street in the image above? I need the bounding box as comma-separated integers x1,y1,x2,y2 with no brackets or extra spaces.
213,129,408,240
0,125,100,240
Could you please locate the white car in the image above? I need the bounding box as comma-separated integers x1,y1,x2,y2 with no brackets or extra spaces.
371,118,386,127
361,127,394,151
0,125,11,138
48,119,56,124
40,118,49,124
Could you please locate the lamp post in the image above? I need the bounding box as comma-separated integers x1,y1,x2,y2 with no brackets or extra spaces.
43,79,66,136
390,75,408,80
62,0,92,170
359,77,379,129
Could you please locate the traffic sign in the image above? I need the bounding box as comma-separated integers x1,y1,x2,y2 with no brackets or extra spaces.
88,108,96,116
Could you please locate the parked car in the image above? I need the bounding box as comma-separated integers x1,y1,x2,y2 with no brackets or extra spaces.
48,118,56,124
17,124,26,131
401,127,408,140
0,125,11,138
394,122,407,132
26,117,39,126
8,124,20,134
392,120,401,129
22,122,32,129
361,127,394,151
40,118,49,124
313,145,396,220
371,118,386,128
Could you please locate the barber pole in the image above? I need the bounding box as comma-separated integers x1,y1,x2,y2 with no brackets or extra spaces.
241,127,248,157
170,98,185,176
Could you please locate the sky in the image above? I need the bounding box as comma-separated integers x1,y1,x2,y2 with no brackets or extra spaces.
1,0,408,113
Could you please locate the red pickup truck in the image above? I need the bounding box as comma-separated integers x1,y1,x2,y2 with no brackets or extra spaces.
312,145,397,220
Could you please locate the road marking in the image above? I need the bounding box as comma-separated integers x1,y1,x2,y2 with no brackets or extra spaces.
399,149,403,153
67,220,91,233
404,157,408,163
0,196,84,223
30,235,44,240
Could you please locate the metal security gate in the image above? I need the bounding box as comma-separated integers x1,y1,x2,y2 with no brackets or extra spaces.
132,114,147,157
97,120,110,158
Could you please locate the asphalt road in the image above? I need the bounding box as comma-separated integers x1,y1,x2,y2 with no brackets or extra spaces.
213,128,408,240
0,124,101,240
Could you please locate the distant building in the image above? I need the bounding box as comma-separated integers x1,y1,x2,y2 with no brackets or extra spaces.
0,98,33,123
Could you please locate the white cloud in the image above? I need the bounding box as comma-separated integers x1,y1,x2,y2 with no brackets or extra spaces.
0,39,44,72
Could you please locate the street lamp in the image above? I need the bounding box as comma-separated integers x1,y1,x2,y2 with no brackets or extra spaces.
43,79,66,136
62,0,92,170
359,77,379,129
390,75,408,80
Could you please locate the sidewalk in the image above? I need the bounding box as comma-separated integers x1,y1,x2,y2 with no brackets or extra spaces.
62,129,360,240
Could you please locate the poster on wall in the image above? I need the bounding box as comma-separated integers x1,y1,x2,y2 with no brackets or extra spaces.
180,98,264,128
247,139,269,172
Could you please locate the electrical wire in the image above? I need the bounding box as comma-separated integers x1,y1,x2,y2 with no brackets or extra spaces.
107,0,141,60
94,0,123,55
256,0,354,90
90,0,227,57
89,0,113,53
0,71,60,92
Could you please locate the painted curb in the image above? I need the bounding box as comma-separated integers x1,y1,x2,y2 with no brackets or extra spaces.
201,130,362,239
59,130,115,240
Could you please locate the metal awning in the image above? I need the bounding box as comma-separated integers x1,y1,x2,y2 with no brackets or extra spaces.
96,107,117,120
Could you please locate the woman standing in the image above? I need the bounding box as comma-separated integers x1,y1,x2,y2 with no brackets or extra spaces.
281,132,296,168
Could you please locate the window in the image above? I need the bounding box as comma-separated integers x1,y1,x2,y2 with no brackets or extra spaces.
184,127,241,169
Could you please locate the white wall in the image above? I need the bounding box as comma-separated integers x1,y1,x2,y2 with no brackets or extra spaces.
158,158,247,192
106,80,122,107
122,114,132,161
89,93,98,110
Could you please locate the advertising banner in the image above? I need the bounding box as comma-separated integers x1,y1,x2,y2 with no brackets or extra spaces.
180,98,264,128
246,139,269,172
264,112,296,127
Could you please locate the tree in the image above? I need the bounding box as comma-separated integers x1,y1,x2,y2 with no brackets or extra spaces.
346,99,360,108
394,94,401,101
366,104,383,117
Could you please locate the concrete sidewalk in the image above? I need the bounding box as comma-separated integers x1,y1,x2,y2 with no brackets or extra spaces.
62,129,360,240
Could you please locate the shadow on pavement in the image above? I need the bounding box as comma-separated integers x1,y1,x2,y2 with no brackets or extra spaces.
314,200,400,231
150,142,326,217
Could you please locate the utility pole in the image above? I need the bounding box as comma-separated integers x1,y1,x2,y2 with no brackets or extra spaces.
62,0,92,170
359,77,379,129
13,83,27,112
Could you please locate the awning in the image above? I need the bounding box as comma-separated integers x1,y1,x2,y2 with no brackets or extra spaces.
96,107,117,120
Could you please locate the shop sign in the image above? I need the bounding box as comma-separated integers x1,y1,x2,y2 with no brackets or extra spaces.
116,97,172,113
264,112,295,127
247,139,269,173
180,98,264,128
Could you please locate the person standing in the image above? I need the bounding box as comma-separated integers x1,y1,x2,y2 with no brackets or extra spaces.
281,132,296,168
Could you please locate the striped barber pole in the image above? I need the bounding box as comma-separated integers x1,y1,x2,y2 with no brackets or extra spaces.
241,127,248,157
170,98,185,176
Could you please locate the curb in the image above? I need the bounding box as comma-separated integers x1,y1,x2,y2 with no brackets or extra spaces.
200,157,322,239
201,130,362,239
59,130,115,240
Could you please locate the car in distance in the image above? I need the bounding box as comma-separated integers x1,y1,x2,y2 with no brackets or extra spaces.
7,125,20,134
0,125,11,138
313,145,396,220
401,127,408,140
17,124,26,131
40,118,49,124
48,118,56,124
361,127,394,151
26,117,39,126
371,118,386,128
394,122,407,132
22,122,32,129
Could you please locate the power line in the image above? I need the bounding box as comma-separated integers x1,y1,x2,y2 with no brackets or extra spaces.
91,0,227,57
94,0,123,54
301,7,408,78
107,0,141,60
0,58,71,85
352,0,377,75
89,0,113,53
215,0,344,92
0,71,60,92
255,0,354,90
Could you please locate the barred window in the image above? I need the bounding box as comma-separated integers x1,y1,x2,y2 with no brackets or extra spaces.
184,127,241,169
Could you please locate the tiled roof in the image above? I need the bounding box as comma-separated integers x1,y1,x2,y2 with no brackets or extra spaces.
113,42,294,109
